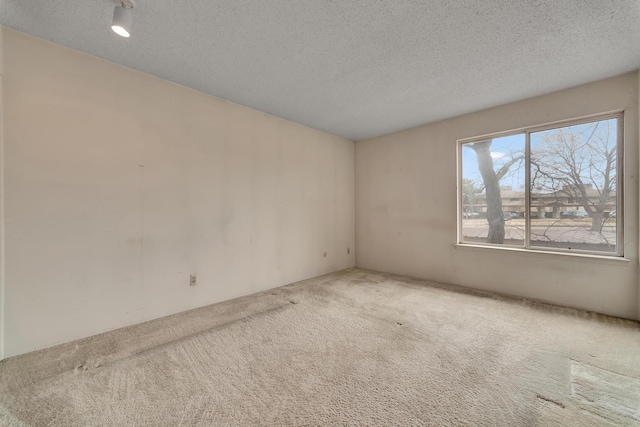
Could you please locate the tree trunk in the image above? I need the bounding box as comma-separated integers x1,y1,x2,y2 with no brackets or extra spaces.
471,141,505,244
591,213,603,231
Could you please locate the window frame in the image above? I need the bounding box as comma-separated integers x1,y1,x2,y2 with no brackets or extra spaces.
457,111,624,257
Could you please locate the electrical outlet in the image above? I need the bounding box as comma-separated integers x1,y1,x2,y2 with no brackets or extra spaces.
190,274,197,286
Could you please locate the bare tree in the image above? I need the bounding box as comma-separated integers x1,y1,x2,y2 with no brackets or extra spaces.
467,140,525,244
462,178,481,216
470,140,505,243
530,120,616,231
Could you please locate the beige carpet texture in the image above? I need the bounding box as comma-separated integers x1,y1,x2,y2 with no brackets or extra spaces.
1,268,639,426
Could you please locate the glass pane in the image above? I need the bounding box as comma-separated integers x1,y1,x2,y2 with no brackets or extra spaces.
461,134,525,245
529,118,618,253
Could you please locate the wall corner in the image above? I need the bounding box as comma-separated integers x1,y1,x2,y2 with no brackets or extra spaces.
0,24,5,360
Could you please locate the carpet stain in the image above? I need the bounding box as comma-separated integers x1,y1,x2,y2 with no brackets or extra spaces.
570,360,640,425
536,394,566,409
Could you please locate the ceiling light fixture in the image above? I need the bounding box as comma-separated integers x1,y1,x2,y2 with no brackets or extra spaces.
111,1,133,38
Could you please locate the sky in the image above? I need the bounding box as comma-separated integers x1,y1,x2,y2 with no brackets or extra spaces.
461,117,618,194
461,133,525,192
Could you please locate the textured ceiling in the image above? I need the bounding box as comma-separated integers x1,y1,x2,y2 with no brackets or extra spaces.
2,1,640,141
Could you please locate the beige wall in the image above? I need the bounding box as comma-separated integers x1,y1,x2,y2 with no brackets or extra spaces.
1,28,355,358
356,73,639,319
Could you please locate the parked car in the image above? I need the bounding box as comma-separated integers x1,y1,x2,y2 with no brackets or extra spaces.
560,210,589,219
503,211,520,221
463,212,480,219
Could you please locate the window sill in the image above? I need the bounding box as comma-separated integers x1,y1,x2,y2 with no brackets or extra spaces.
454,243,631,266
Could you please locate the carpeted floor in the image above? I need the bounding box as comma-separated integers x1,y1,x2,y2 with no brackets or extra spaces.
1,268,639,426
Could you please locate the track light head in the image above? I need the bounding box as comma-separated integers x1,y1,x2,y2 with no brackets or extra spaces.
112,4,133,38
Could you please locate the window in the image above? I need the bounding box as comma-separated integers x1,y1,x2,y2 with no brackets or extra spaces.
458,113,622,256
